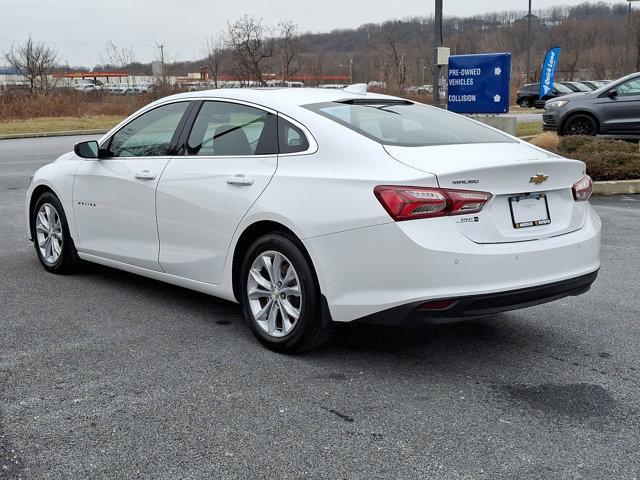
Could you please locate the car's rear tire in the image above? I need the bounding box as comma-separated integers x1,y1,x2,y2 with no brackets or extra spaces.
518,98,532,108
31,191,79,274
239,233,332,353
562,114,598,136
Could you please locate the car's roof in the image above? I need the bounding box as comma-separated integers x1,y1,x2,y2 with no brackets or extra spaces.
159,87,400,109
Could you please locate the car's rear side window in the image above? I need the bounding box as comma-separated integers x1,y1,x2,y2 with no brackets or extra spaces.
304,100,514,147
278,118,309,154
186,101,278,156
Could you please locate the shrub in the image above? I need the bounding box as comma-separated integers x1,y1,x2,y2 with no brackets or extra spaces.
527,133,640,181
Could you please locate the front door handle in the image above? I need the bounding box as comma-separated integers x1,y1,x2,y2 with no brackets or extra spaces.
134,170,156,180
226,174,254,186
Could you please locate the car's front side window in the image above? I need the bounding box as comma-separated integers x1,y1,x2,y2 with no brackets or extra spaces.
617,78,640,96
186,101,277,156
107,102,190,158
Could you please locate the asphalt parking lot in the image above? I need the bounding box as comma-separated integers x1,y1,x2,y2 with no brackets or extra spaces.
1,136,639,479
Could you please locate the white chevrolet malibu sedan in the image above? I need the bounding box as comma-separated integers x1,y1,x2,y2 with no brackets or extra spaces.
26,85,601,352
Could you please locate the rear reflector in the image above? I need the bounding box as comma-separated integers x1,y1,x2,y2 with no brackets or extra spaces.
418,299,457,310
374,185,492,221
572,175,593,202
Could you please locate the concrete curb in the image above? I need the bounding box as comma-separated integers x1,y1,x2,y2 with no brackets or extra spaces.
593,179,640,196
0,129,108,140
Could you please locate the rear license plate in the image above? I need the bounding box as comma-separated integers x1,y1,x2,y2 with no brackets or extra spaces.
509,193,551,229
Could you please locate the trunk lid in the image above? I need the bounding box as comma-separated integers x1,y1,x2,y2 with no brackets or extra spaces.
384,142,587,243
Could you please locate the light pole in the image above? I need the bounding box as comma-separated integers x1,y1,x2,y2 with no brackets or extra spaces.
340,54,354,84
626,0,640,74
526,0,532,82
433,0,443,107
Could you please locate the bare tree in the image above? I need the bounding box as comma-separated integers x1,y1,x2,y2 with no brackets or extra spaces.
4,35,58,95
306,50,326,86
203,34,227,88
372,21,408,91
223,15,275,86
99,39,137,85
100,40,136,71
276,21,303,83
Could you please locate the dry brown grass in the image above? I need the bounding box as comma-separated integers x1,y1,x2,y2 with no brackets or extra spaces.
529,132,561,151
0,91,163,122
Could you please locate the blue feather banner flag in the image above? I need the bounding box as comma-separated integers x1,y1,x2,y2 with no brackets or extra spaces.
539,47,561,99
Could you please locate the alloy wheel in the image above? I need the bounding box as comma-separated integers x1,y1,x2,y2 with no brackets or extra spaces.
246,250,302,338
566,117,596,136
35,203,63,265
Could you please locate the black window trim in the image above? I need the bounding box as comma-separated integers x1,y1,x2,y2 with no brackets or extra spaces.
172,98,318,158
97,100,195,159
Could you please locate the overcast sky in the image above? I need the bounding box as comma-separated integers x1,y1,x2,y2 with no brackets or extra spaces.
0,0,624,66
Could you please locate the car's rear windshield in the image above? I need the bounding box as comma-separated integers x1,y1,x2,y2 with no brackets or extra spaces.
304,100,515,147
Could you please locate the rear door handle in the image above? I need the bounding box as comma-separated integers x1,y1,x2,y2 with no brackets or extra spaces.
134,170,156,180
226,174,254,186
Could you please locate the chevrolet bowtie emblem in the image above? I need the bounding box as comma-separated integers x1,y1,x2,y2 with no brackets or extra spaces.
529,173,549,185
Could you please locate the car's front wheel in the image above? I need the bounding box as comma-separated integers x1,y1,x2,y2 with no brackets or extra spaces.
239,233,332,353
518,98,532,108
563,114,598,136
31,191,79,274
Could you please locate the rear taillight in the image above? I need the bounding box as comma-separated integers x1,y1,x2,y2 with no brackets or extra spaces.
572,175,593,202
374,185,493,221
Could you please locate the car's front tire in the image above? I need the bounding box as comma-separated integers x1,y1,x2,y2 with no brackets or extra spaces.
562,114,598,136
31,191,79,274
239,233,332,353
518,98,532,108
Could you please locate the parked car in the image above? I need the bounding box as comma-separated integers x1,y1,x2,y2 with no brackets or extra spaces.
131,82,153,93
26,86,601,352
516,82,572,108
73,83,100,92
579,80,607,91
543,72,640,136
559,81,592,93
318,84,346,90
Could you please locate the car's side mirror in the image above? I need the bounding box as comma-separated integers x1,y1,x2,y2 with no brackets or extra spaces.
74,140,99,159
608,89,618,98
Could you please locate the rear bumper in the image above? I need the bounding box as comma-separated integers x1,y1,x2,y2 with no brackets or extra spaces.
354,270,598,325
305,204,601,323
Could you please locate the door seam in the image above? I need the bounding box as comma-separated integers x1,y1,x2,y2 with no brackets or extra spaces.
155,158,173,272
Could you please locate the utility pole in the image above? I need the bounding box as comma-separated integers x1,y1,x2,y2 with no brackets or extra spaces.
526,0,532,82
159,44,166,85
349,52,353,83
433,0,443,107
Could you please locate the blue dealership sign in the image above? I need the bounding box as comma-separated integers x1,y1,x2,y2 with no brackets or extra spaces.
447,53,511,114
539,47,561,98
